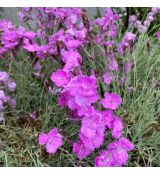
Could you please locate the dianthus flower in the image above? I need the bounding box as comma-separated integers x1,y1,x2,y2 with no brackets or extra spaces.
94,8,119,39
101,92,122,110
65,39,82,49
57,74,99,118
112,117,124,138
39,128,63,154
157,32,160,40
0,71,9,82
64,75,99,107
73,141,92,160
1,23,36,51
73,110,107,160
95,150,116,167
102,110,123,138
0,100,4,111
118,32,136,55
108,52,118,71
123,32,136,43
62,50,82,72
58,90,95,117
103,72,114,85
0,90,7,103
79,111,106,151
23,43,40,52
102,110,115,129
7,81,17,92
50,69,71,87
95,137,134,167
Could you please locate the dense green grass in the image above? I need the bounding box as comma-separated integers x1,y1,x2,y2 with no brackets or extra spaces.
0,34,160,167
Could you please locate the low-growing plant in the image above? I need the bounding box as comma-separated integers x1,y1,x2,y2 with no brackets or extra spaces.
0,7,160,167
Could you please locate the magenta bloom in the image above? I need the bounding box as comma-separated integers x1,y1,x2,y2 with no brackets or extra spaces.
157,32,160,40
7,81,16,92
101,92,122,110
80,111,105,139
50,69,70,87
0,71,9,82
95,137,134,167
65,40,82,49
68,75,98,106
78,111,106,153
129,15,136,22
103,110,115,129
0,100,4,111
108,137,134,166
95,150,116,167
117,137,135,151
73,141,92,160
123,32,136,42
10,99,17,109
124,63,133,74
62,50,82,72
23,43,40,52
23,31,36,40
108,52,118,71
112,117,124,138
103,72,114,85
0,90,7,102
38,128,63,154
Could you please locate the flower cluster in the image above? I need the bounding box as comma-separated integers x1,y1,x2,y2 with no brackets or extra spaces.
95,137,134,167
0,71,16,123
44,8,135,166
0,19,36,58
129,8,160,33
50,59,134,166
2,7,159,166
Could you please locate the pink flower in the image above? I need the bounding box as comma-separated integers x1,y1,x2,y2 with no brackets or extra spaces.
117,137,135,151
79,111,106,152
124,63,133,74
123,32,136,42
0,100,4,111
67,75,98,106
58,90,72,107
80,111,104,139
65,40,82,49
23,31,36,40
95,137,134,167
80,132,105,152
0,71,9,82
157,32,160,40
129,15,136,23
112,117,124,138
108,52,118,71
95,150,116,167
38,128,63,154
73,141,92,160
50,69,71,87
7,82,16,92
103,72,114,85
0,90,7,102
23,43,40,52
108,137,134,165
65,15,78,25
112,146,128,165
101,92,122,110
62,50,82,72
102,110,115,129
10,99,17,109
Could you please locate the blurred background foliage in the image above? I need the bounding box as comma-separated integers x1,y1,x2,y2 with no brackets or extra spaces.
1,7,160,35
